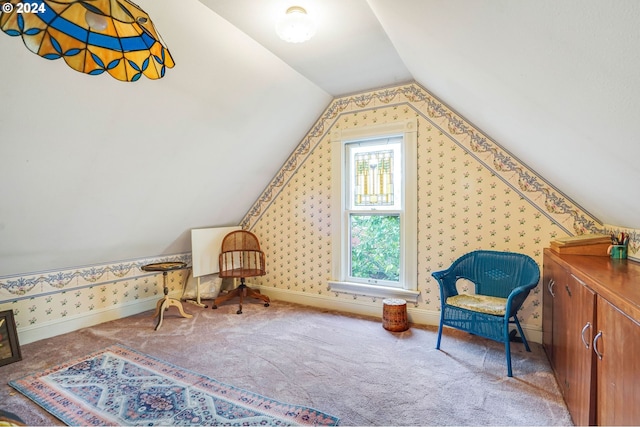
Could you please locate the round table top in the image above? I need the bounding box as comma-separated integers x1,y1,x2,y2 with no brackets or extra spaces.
141,262,187,272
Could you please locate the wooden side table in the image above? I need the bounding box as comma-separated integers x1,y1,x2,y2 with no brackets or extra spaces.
141,262,192,330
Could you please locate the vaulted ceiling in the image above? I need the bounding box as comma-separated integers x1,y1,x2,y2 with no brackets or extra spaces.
1,0,638,276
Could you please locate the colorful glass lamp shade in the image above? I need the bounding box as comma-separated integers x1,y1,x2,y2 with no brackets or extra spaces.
0,0,175,82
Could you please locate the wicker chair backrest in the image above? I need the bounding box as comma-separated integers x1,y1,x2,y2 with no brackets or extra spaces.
451,250,540,298
221,230,261,252
218,230,266,278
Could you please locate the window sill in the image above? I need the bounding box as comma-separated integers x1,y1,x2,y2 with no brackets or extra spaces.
328,281,420,304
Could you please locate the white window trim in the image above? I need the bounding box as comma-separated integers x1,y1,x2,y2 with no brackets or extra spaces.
328,119,419,303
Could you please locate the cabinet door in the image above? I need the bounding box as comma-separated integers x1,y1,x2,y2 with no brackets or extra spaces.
550,265,595,425
542,256,567,370
595,297,640,426
542,256,559,366
561,274,595,427
551,262,570,397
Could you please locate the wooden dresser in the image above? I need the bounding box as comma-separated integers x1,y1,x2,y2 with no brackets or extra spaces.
542,248,640,426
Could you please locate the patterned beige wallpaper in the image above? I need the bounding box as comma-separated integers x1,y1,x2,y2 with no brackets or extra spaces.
242,83,627,331
0,255,190,343
2,82,637,342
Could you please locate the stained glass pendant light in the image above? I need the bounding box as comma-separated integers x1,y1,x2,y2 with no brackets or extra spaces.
0,0,175,82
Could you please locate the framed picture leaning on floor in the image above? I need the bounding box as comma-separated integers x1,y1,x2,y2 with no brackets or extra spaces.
0,310,21,366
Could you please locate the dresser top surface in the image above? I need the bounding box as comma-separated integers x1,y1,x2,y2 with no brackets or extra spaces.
544,248,640,321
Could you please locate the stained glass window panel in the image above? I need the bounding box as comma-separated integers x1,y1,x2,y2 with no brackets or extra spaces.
353,150,394,207
347,137,401,211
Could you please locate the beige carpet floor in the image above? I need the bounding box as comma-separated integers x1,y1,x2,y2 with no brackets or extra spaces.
0,299,572,426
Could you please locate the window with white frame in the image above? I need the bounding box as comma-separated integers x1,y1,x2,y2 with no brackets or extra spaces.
329,119,419,302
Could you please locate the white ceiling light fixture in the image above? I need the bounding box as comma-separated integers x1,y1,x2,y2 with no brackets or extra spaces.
276,6,317,43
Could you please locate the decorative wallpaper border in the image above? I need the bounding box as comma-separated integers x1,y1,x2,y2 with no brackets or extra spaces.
0,253,191,303
3,82,637,343
241,82,639,258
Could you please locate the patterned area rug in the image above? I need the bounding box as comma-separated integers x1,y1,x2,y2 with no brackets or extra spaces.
9,344,339,426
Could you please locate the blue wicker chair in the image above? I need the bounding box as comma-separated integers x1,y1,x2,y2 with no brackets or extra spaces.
431,250,540,377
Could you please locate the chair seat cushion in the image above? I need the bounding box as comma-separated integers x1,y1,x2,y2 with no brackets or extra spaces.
446,294,507,316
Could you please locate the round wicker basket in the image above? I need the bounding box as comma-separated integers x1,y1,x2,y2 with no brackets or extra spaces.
382,298,409,332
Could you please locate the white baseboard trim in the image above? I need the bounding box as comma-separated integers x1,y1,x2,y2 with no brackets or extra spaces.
17,297,159,345
16,286,542,346
255,286,448,328
256,285,542,344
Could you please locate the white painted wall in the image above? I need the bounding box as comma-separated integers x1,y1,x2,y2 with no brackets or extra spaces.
2,0,639,280
370,0,640,228
0,0,331,276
